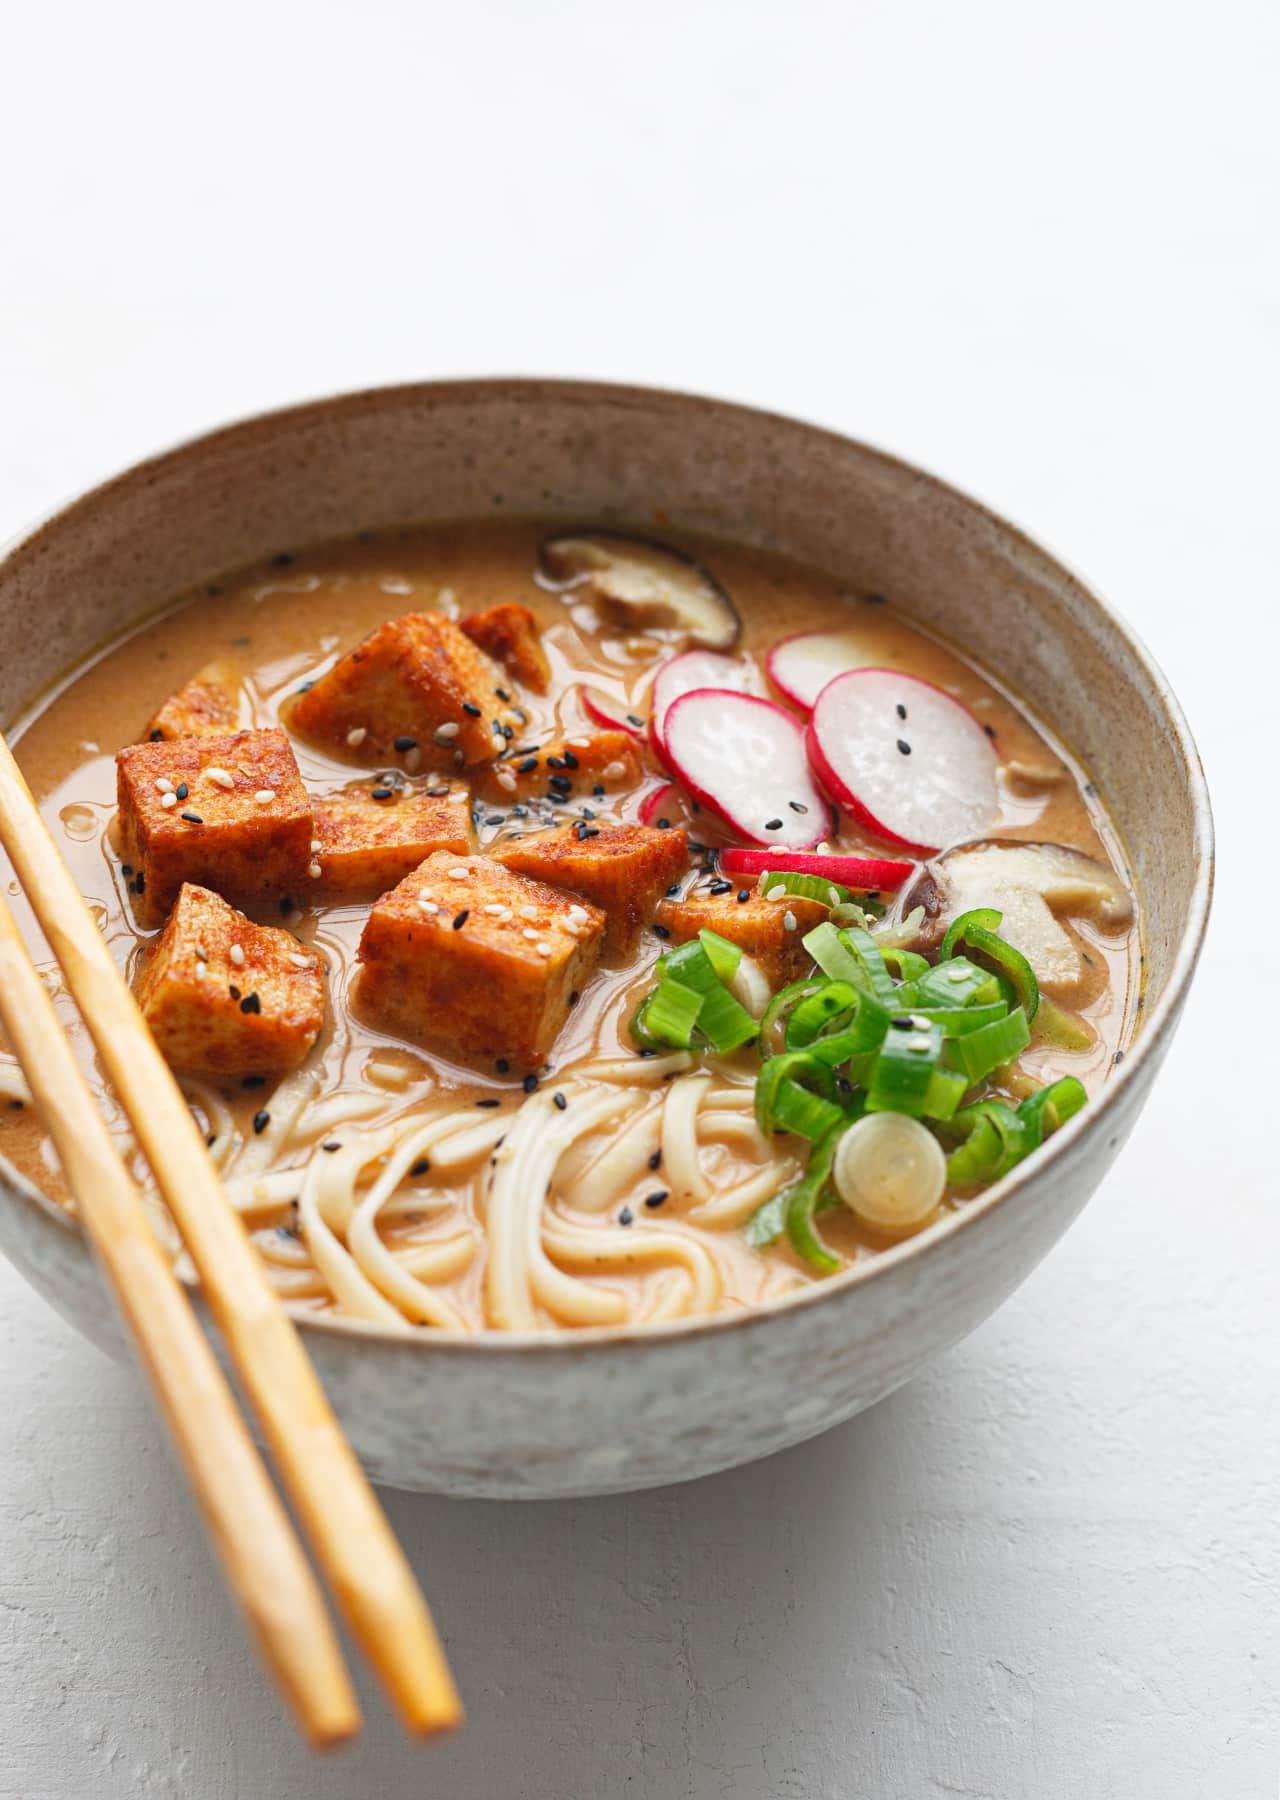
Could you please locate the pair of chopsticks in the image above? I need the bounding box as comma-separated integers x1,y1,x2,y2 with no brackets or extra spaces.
0,733,462,1749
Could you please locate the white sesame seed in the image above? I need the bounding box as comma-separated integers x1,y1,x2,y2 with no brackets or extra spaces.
193,960,208,979
79,740,99,754
310,838,322,853
483,903,505,915
308,860,322,879
417,899,439,916
495,769,517,794
567,735,592,747
254,789,276,804
602,760,626,781
568,905,589,924
448,866,469,879
496,907,514,922
536,942,552,957
947,967,969,982
194,944,207,960
828,886,841,906
287,952,312,969
907,1039,932,1054
346,727,367,748
816,840,831,855
205,767,234,790
911,1015,931,1030
518,905,539,921
433,722,460,744
154,777,174,795
767,884,788,902
522,928,539,941
417,890,435,901
783,910,798,932
159,792,178,809
229,943,245,967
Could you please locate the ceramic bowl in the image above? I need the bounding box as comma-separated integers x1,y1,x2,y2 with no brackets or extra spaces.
0,380,1213,1498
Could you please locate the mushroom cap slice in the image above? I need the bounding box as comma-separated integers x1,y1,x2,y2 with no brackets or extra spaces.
539,532,740,650
903,839,1134,996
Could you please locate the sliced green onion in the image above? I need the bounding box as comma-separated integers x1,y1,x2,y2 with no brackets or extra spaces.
841,926,898,1007
772,1077,847,1141
940,910,1040,1023
948,1005,1031,1084
922,1065,968,1121
1017,1075,1087,1148
942,1100,1028,1185
631,978,704,1049
697,928,742,984
879,947,930,984
757,870,855,908
755,1051,837,1136
864,1019,944,1117
907,956,1004,1011
785,981,892,1060
906,1001,1010,1038
760,978,824,1058
658,938,721,995
802,920,867,984
694,980,760,1053
785,1124,851,1272
1035,996,1094,1052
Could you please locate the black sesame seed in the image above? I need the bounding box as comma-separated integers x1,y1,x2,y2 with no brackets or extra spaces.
562,750,580,770
393,736,418,752
519,756,539,773
174,782,189,801
206,1133,217,1147
1112,1050,1125,1065
618,1207,634,1226
495,1058,510,1073
133,874,146,894
522,1073,539,1094
9,1099,24,1111
495,687,511,702
546,754,566,770
228,985,241,1000
426,783,452,797
567,990,580,1008
512,707,528,724
984,724,998,740
737,889,750,903
656,817,671,830
896,703,907,721
501,724,513,740
242,1075,266,1089
121,864,134,877
149,728,163,741
890,1016,914,1031
665,883,681,897
452,909,470,929
592,782,605,797
180,811,204,824
648,1149,662,1170
462,701,482,717
644,1190,668,1209
296,681,314,695
549,776,572,794
240,992,261,1014
789,801,808,814
709,879,732,896
626,714,645,728
553,1091,567,1111
511,804,529,818
252,1110,270,1135
322,1141,342,1153
410,1158,430,1176
476,1097,501,1108
765,818,783,831
486,814,506,826
896,740,911,756
580,806,597,821
371,787,394,801
653,923,671,939
279,896,295,916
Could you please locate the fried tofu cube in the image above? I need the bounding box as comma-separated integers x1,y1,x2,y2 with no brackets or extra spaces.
492,823,687,954
655,887,829,989
311,780,474,898
288,612,509,766
134,883,324,1076
116,728,313,927
355,851,604,1067
142,659,242,742
459,603,551,693
483,730,642,804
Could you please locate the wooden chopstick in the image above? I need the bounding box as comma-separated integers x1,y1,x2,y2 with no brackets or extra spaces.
0,734,463,1739
0,892,361,1747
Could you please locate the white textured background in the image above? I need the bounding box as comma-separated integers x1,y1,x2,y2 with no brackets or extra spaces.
1,3,1274,1795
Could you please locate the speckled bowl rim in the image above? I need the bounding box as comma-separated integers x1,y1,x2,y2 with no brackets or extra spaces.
0,377,1215,1359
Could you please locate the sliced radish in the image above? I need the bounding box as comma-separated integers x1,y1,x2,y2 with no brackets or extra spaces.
578,684,647,740
650,650,762,759
768,629,876,711
718,847,913,891
662,691,831,850
807,668,998,855
638,781,680,827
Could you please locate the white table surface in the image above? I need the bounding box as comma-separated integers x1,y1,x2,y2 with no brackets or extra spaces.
1,3,1274,1795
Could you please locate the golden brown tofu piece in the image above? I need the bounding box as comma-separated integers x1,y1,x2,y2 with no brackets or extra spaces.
492,823,687,954
287,612,509,766
135,884,324,1076
482,730,643,804
116,728,313,927
655,887,829,989
459,603,551,693
355,851,604,1068
142,659,242,742
311,780,474,899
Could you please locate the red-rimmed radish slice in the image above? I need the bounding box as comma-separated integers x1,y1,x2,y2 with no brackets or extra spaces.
650,650,762,758
637,781,692,829
718,847,913,891
767,629,876,711
663,690,830,850
807,668,997,855
578,684,647,740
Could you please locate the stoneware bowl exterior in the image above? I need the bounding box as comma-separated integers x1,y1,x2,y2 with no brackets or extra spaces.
0,380,1213,1498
